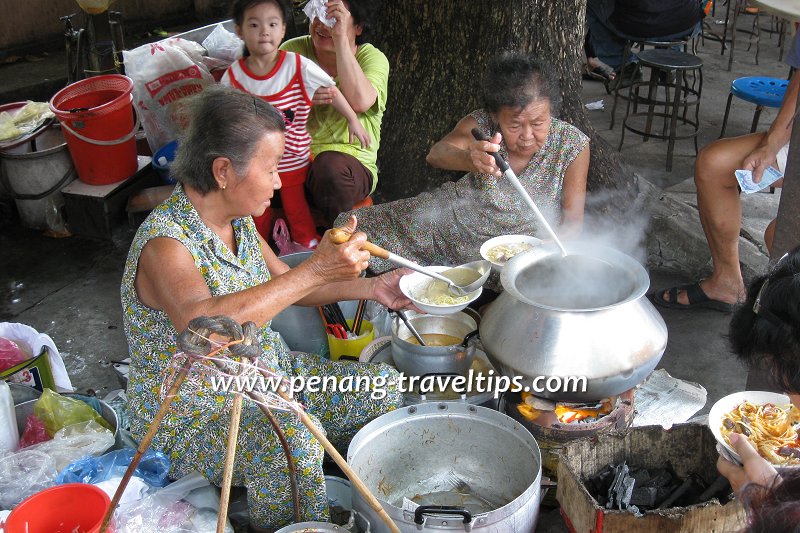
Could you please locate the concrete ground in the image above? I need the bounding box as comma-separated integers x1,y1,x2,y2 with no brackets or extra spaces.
0,11,792,532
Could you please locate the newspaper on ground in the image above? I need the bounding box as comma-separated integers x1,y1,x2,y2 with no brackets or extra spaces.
633,368,707,429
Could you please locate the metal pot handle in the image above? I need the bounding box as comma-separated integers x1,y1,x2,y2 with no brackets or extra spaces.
413,505,472,531
460,329,480,348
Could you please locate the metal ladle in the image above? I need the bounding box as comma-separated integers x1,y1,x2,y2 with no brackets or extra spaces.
329,228,491,297
471,128,568,257
394,309,426,346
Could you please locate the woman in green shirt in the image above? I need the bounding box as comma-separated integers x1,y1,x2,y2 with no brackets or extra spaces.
281,0,387,226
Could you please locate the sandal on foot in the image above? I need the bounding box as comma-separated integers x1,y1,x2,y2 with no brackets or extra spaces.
652,282,735,313
582,62,616,83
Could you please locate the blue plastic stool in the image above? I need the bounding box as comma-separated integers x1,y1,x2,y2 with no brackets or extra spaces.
719,76,788,138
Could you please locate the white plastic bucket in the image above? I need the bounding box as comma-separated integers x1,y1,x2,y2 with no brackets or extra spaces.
0,126,75,231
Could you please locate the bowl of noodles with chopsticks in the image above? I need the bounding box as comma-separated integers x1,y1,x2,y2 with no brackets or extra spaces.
709,391,800,467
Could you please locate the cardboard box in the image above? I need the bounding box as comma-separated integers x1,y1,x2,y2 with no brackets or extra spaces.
557,424,745,533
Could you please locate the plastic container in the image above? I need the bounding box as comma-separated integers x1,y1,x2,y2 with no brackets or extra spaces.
49,74,138,185
327,319,374,361
3,483,112,533
0,381,19,453
152,140,178,184
0,125,75,231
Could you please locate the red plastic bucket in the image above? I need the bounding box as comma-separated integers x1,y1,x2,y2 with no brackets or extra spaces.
49,74,139,185
4,483,112,532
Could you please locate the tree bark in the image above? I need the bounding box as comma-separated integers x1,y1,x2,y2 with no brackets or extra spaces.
372,0,637,217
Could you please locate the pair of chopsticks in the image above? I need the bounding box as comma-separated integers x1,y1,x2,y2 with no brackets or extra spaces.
320,303,351,333
318,300,368,336
353,300,367,336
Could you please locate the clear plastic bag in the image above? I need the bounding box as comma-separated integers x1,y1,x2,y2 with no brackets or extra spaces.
25,419,115,471
34,388,113,436
201,23,242,63
56,448,171,487
114,472,234,533
0,449,57,510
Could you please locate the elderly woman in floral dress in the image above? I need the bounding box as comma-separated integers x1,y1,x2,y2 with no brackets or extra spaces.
121,85,410,531
336,52,589,278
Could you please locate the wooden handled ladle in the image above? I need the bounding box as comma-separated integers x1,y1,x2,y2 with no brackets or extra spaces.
329,227,490,296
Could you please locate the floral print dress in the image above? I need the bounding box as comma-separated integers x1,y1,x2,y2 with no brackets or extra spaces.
336,110,589,289
121,184,402,528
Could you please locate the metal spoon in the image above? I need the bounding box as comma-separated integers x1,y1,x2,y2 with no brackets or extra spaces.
395,309,426,346
329,228,490,297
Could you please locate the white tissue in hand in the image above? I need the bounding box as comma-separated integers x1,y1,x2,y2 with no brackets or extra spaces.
303,0,336,28
734,166,783,194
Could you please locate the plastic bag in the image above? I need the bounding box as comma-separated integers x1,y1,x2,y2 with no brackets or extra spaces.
34,388,112,436
114,472,234,533
57,448,171,487
0,336,30,372
123,38,215,154
18,413,50,448
201,23,242,63
26,419,115,471
0,449,58,510
273,218,310,256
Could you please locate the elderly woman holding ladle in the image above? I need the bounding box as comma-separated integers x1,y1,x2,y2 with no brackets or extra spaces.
335,51,589,281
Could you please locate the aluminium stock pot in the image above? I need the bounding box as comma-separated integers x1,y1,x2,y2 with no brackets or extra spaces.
347,402,542,532
480,242,667,402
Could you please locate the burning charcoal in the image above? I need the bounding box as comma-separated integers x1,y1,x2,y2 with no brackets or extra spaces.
778,446,800,459
630,486,658,507
697,475,732,502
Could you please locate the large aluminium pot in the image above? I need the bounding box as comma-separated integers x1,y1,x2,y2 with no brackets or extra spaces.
347,402,542,532
479,242,667,402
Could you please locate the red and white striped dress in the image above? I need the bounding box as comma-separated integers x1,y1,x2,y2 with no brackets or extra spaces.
221,51,334,173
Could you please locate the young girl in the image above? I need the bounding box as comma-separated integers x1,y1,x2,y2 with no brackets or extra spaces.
222,0,370,249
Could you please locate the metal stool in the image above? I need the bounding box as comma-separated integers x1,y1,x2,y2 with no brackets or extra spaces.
609,37,693,130
619,49,703,172
719,76,788,137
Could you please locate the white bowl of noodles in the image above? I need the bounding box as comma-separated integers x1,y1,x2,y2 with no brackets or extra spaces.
480,235,542,272
399,266,482,315
708,390,800,467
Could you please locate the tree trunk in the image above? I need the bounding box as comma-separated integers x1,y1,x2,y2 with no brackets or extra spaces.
372,0,637,217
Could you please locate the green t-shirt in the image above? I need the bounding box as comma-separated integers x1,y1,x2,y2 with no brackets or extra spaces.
281,36,388,191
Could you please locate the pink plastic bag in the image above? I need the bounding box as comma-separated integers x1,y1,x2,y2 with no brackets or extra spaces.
0,337,30,372
273,218,311,256
18,414,50,448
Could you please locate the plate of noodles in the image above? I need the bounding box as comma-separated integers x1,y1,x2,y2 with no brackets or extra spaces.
399,266,482,315
480,235,542,272
708,391,800,467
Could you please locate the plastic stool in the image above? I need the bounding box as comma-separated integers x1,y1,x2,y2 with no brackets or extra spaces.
618,48,703,172
719,76,788,137
352,196,373,209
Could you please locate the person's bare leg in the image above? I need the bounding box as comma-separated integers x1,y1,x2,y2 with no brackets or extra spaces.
662,132,765,306
764,217,777,256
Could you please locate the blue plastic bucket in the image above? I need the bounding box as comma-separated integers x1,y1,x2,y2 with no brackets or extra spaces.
152,140,178,184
